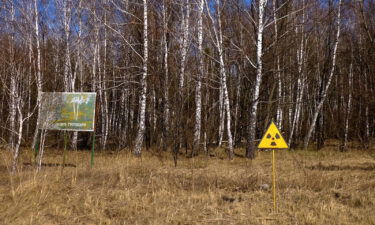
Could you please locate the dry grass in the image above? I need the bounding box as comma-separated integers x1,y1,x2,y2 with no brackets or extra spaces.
1,144,375,225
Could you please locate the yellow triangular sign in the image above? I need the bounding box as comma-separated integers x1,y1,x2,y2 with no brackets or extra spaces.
258,122,289,149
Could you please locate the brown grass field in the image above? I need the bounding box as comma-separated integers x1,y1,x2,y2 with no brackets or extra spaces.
1,141,375,225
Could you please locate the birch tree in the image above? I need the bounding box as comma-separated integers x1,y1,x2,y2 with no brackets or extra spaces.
62,0,73,93
342,51,353,151
8,0,16,150
205,0,234,159
100,0,110,150
193,0,204,153
31,0,43,151
273,0,283,129
11,68,36,172
133,0,148,156
162,0,170,151
288,0,306,147
61,0,80,149
304,0,342,149
246,0,267,159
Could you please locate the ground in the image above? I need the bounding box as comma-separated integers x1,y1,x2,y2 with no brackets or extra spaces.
1,141,375,224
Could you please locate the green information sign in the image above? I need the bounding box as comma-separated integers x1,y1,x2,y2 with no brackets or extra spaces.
38,92,97,131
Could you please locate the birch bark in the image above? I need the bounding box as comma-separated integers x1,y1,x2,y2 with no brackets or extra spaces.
63,0,73,92
26,14,33,138
9,1,16,150
62,0,79,149
134,0,148,156
289,1,306,147
217,0,233,159
101,3,109,150
11,91,23,172
304,0,342,149
246,0,267,159
31,0,43,151
343,57,353,151
205,0,233,158
72,0,84,149
11,75,25,172
193,0,204,153
273,0,282,128
179,0,190,151
162,0,170,151
179,0,190,92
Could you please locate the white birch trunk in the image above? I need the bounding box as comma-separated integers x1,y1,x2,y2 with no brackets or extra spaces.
63,0,72,92
343,60,353,150
72,0,85,151
233,75,241,146
304,0,342,149
26,26,33,137
9,74,16,150
162,0,170,150
101,6,109,150
9,1,16,150
97,47,106,149
220,55,234,159
364,71,370,146
179,0,190,92
176,0,190,152
273,0,282,128
217,0,233,158
62,0,79,149
37,129,47,171
32,0,43,150
289,3,306,147
276,57,283,128
152,87,156,133
288,73,293,132
12,95,23,173
246,0,267,158
218,83,224,146
134,0,148,156
193,0,204,152
205,0,233,157
78,0,83,93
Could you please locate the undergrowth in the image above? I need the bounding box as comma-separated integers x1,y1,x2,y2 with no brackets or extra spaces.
1,145,375,224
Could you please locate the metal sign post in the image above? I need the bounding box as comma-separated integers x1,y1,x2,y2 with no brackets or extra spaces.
272,150,276,212
91,133,95,168
258,122,289,213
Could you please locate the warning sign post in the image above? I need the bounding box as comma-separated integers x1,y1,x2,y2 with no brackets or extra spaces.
258,122,289,213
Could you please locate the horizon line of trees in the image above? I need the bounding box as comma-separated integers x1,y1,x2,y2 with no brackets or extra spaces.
0,0,374,169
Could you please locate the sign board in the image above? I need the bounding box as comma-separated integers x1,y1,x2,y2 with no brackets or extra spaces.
258,122,288,149
38,92,96,131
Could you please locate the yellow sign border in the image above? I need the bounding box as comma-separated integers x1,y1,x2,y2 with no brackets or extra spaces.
258,122,288,149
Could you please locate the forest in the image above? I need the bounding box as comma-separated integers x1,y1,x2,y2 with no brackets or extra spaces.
0,0,374,164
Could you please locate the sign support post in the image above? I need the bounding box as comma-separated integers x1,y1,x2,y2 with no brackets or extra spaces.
272,149,276,212
62,131,67,169
91,133,95,168
34,130,40,164
258,122,288,213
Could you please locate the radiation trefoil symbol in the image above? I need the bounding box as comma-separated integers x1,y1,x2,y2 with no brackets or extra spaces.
258,122,289,149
